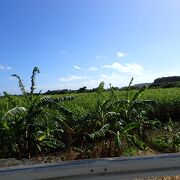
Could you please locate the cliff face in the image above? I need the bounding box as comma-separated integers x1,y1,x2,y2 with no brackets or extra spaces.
153,76,180,84
150,76,180,88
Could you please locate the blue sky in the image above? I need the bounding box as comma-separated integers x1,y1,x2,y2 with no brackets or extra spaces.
0,0,180,94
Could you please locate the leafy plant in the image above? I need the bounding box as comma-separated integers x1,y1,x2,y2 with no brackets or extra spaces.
163,118,180,152
85,82,119,138
114,122,147,150
0,67,73,158
85,79,150,155
115,78,149,123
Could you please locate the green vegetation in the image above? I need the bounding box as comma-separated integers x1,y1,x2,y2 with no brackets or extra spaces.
0,67,180,160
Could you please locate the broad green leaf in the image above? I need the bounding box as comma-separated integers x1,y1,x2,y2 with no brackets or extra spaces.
88,123,110,139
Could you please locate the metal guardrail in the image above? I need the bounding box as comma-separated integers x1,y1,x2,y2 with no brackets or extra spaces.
0,153,180,180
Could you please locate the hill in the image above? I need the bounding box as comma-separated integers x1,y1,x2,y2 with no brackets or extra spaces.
150,76,180,88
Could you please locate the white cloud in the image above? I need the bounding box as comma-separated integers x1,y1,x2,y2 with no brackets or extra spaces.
131,70,180,85
59,75,89,82
39,79,95,91
102,62,143,75
100,73,122,80
89,67,98,71
0,65,12,71
96,56,106,59
9,76,15,80
39,74,138,92
99,73,127,87
60,50,67,53
165,71,180,76
0,65,4,70
73,65,82,70
38,69,180,93
6,66,12,70
116,52,128,58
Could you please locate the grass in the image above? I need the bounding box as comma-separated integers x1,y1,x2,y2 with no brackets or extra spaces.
51,88,180,122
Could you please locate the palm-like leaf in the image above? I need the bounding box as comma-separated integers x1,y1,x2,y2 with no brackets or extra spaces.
41,138,65,148
38,96,74,116
87,123,110,139
30,67,40,94
11,74,27,96
125,77,134,100
1,106,27,122
131,85,147,102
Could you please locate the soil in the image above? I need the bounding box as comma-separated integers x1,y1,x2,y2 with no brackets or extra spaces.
0,155,63,168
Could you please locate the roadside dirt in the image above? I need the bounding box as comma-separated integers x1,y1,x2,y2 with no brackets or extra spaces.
0,156,62,168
